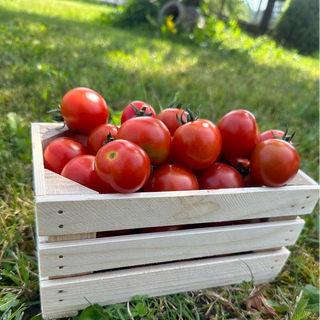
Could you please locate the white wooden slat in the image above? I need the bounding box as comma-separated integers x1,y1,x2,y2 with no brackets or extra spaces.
35,180,319,236
44,169,98,196
31,124,46,196
39,218,303,277
40,248,290,319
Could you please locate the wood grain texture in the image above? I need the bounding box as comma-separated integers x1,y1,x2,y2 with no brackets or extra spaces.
35,180,319,236
40,248,290,319
39,218,303,277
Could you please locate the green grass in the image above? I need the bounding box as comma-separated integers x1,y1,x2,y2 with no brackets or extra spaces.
0,0,319,319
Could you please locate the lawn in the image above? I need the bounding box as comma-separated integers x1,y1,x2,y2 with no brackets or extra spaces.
0,0,319,319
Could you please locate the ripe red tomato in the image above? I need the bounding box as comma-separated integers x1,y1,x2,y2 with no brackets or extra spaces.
223,156,250,168
43,137,87,174
162,138,178,165
218,110,260,157
87,124,119,155
172,119,222,170
243,172,262,188
95,140,151,193
61,87,109,136
61,155,112,193
260,130,285,142
121,101,156,124
196,162,244,189
116,117,171,166
144,164,199,192
250,139,300,187
157,107,188,136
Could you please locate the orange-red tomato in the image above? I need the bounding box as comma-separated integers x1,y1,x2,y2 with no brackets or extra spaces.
116,117,171,166
95,140,151,193
121,101,156,124
43,137,87,174
61,88,109,136
157,108,188,136
196,162,244,189
87,123,119,155
218,110,260,157
61,155,112,193
172,119,222,170
144,164,199,192
250,139,300,187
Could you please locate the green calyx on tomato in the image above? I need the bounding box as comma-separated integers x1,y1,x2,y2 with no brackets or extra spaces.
166,100,182,109
131,104,154,117
102,131,116,146
271,126,298,145
176,106,200,125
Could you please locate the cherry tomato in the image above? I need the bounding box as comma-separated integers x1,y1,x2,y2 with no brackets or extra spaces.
218,110,260,157
260,130,285,142
157,108,188,136
121,101,156,124
162,138,178,165
196,162,244,189
87,124,119,155
61,155,112,193
223,156,250,168
61,87,109,136
43,137,87,174
144,164,199,192
116,117,171,166
243,172,262,188
172,119,222,170
250,139,300,187
95,140,151,193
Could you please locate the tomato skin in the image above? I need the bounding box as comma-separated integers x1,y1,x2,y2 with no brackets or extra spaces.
43,137,87,174
61,155,112,193
196,162,244,189
144,164,199,192
172,119,222,170
95,139,151,193
218,110,260,157
61,87,109,136
260,130,286,142
87,124,119,155
121,101,156,124
157,109,188,136
116,117,171,166
243,172,262,188
250,139,300,187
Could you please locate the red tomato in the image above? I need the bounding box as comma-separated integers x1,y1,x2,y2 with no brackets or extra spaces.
61,155,112,193
116,117,171,166
61,87,109,136
95,140,151,193
139,225,183,233
144,164,199,192
218,110,260,157
121,101,156,124
157,108,188,136
43,137,87,174
172,119,222,170
196,162,244,189
223,156,250,168
243,172,262,188
260,130,285,142
250,139,300,187
87,124,119,155
162,138,178,165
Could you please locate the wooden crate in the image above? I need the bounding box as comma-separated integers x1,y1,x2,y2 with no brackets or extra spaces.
31,123,320,320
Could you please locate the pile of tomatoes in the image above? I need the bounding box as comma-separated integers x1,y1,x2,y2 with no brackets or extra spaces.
43,87,300,194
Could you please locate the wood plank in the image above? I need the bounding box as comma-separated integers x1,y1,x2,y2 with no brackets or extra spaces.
44,169,98,196
35,180,319,236
31,123,46,196
40,248,290,319
39,218,303,277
